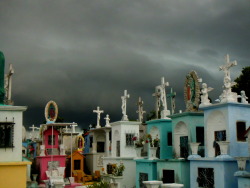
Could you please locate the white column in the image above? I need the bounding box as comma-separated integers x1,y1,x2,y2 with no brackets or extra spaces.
92,132,97,153
105,129,110,157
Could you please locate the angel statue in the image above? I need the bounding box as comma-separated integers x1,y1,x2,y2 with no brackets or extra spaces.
200,83,214,107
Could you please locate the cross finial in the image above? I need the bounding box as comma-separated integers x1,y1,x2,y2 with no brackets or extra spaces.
219,54,237,79
93,106,104,128
121,90,130,121
152,86,161,119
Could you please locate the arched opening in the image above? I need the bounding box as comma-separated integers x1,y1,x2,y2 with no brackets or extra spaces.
174,122,188,158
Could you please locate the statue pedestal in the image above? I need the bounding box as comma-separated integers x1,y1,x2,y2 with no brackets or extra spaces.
149,147,158,160
161,110,170,119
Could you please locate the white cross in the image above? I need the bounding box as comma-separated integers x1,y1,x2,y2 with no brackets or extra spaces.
219,54,237,78
121,90,130,121
158,77,169,111
29,124,38,141
93,106,104,128
89,124,93,129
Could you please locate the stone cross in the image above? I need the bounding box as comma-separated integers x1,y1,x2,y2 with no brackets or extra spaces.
121,90,130,121
4,64,14,105
167,88,176,115
93,106,104,128
157,77,170,118
219,54,237,79
136,97,146,122
104,114,111,127
152,87,161,119
29,124,38,141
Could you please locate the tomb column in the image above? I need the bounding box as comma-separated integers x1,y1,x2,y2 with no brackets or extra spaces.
105,129,110,157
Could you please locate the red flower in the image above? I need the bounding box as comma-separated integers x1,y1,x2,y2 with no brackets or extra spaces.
146,140,149,143
132,136,137,141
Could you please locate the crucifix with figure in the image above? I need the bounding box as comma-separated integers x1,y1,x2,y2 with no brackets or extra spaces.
121,90,130,121
136,97,146,122
167,88,176,115
93,106,104,128
219,54,237,79
157,77,170,119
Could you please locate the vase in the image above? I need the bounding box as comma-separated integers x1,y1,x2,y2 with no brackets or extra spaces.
235,157,248,171
134,147,143,159
216,141,232,159
143,180,163,188
188,142,201,159
149,147,158,160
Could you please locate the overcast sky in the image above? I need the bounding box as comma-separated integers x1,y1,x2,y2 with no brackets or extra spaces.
0,0,249,130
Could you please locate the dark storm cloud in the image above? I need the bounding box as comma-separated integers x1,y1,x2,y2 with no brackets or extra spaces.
0,0,249,129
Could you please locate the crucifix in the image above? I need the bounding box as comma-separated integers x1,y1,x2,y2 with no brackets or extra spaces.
136,97,146,122
167,88,176,115
219,54,237,79
157,77,170,118
29,124,38,141
71,123,77,133
121,90,130,121
93,106,104,128
152,86,161,119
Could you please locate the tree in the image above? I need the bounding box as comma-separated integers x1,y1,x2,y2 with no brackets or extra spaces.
232,66,250,99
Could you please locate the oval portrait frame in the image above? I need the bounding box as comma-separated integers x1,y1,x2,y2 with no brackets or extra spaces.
45,100,58,122
184,71,200,111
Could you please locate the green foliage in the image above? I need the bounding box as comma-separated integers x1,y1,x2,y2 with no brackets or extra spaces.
232,66,250,99
87,181,110,188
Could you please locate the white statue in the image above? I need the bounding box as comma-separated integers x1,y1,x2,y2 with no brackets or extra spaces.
157,77,170,119
121,90,130,121
93,106,104,128
152,87,161,119
4,64,14,105
219,54,238,103
200,83,214,107
136,97,146,122
238,90,248,104
104,114,111,127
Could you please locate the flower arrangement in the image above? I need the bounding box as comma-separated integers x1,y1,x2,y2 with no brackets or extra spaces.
112,162,125,176
146,134,160,147
132,136,145,148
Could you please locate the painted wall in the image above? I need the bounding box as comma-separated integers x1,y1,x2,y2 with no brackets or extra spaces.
237,176,250,188
0,106,27,162
170,112,204,158
146,119,172,159
202,103,250,157
190,159,243,188
0,161,31,188
136,159,158,188
157,160,190,188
